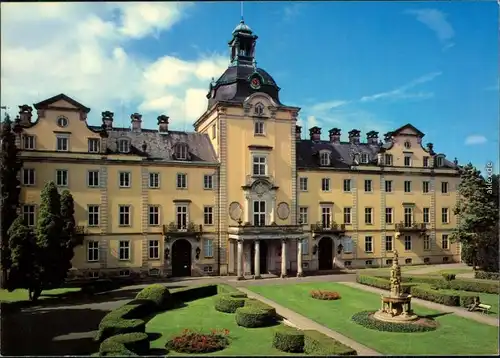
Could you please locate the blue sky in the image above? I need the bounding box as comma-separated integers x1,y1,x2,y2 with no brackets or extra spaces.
1,2,497,172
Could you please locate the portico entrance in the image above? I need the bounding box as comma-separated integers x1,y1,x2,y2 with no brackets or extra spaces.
318,236,334,270
251,240,268,275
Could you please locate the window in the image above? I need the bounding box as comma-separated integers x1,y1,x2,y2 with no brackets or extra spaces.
212,124,216,139
149,240,160,259
404,181,412,193
422,181,430,193
364,179,372,192
442,234,449,250
56,136,69,151
88,170,100,187
385,236,393,251
365,236,373,252
119,269,130,277
87,241,99,262
176,205,188,229
321,206,332,227
301,239,309,255
365,260,373,266
343,207,351,224
148,206,159,226
119,205,131,226
423,208,430,223
343,179,351,192
424,235,431,251
175,144,188,160
252,155,267,176
299,207,308,225
88,205,100,226
385,208,393,224
405,258,412,265
119,241,130,260
118,139,130,153
344,260,352,267
204,239,213,258
404,235,412,251
254,121,265,135
22,205,35,226
299,177,308,191
385,180,393,192
22,168,35,186
360,153,369,164
57,116,68,127
384,154,393,166
386,259,393,266
204,266,213,273
149,173,160,188
423,156,429,167
364,207,373,224
321,178,330,191
441,208,449,224
436,157,444,167
404,155,412,167
23,135,35,150
203,174,214,190
320,151,330,166
56,169,68,187
119,172,131,188
441,182,449,194
251,200,266,226
404,141,411,149
343,238,353,253
204,206,214,225
404,207,413,227
88,138,100,153
254,102,265,116
89,271,99,279
443,257,449,263
176,173,187,189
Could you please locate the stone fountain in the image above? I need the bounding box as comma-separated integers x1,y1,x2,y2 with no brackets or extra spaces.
373,250,418,322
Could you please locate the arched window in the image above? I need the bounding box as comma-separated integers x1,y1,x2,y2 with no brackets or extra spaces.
118,138,130,153
254,102,265,116
57,116,68,128
175,143,189,160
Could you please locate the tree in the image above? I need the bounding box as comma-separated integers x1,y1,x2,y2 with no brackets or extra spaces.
60,190,82,274
6,216,38,299
0,113,22,288
452,163,499,272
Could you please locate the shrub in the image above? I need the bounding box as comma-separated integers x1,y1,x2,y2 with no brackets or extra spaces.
357,275,414,293
99,332,149,356
303,330,357,356
410,284,460,306
272,326,305,353
214,294,246,313
172,284,218,302
351,311,438,333
166,328,230,354
135,284,171,309
459,293,481,308
442,273,456,281
474,271,500,281
446,278,499,294
310,290,341,300
235,304,276,328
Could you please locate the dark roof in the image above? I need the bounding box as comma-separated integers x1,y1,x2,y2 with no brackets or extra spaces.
33,93,91,113
390,123,425,137
88,126,218,163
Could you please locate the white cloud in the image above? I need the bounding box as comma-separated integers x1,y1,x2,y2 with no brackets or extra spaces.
0,2,228,130
406,9,455,50
283,4,303,22
310,100,349,112
465,135,487,145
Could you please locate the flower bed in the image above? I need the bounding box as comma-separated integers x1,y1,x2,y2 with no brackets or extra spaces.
166,328,230,354
310,290,341,300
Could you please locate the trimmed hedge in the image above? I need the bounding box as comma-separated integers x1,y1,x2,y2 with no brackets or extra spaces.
99,332,149,356
303,330,357,356
410,284,479,307
272,326,305,353
351,311,438,333
356,275,414,293
442,273,456,281
474,271,500,281
171,284,218,302
135,284,171,309
235,302,276,328
217,284,240,294
214,293,246,313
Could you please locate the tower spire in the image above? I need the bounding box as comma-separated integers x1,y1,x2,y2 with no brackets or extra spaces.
241,1,244,21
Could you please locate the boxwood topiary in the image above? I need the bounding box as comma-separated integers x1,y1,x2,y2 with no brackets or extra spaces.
303,330,357,356
272,326,305,353
99,332,149,356
474,271,500,281
135,284,171,309
214,293,246,313
235,304,276,328
351,311,438,333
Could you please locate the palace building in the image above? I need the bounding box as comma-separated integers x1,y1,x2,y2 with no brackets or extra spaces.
15,20,461,280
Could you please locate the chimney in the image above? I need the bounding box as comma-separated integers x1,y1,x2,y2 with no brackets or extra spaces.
296,125,302,140
102,111,114,129
366,130,379,144
426,143,434,155
309,126,321,141
383,131,393,143
348,129,361,144
130,112,142,132
18,105,33,126
158,115,169,133
328,128,341,144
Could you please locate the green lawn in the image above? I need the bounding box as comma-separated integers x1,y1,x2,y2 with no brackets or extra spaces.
248,282,499,355
146,296,299,356
0,287,80,302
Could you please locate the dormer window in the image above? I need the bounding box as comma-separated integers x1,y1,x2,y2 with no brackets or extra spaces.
319,151,330,166
254,102,265,116
118,138,131,153
436,156,444,167
360,153,369,164
174,143,189,160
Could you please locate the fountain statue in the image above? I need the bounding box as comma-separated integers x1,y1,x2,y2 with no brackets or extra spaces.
373,250,418,322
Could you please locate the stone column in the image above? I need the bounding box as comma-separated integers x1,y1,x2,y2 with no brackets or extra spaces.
297,239,304,277
280,239,287,278
237,239,244,280
254,240,261,279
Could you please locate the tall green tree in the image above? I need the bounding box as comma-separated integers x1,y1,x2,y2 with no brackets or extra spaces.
60,190,81,273
0,113,22,288
452,163,499,272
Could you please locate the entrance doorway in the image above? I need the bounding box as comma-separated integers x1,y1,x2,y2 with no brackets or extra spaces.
171,239,192,277
250,240,268,275
318,237,333,270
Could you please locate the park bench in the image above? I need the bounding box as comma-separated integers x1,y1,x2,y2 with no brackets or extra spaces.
467,302,491,315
